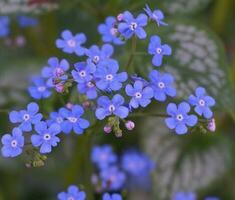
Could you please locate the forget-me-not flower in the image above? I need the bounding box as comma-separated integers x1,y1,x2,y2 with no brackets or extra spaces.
28,77,51,99
144,4,167,26
57,185,86,200
77,80,98,99
102,193,123,200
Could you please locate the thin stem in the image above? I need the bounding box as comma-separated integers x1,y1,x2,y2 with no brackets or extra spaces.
133,51,149,56
125,36,137,72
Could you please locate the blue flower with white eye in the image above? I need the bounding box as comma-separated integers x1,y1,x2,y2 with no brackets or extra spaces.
98,16,124,45
188,87,215,119
125,80,153,109
1,128,24,158
100,166,126,190
86,44,114,66
28,77,51,100
102,193,123,200
9,102,43,132
0,16,10,38
60,105,90,135
31,122,61,154
172,192,197,200
57,185,86,200
149,70,176,101
144,4,167,26
96,94,129,120
148,35,172,67
77,80,98,99
165,102,198,134
118,11,148,39
94,60,127,91
17,15,38,28
56,30,86,56
72,61,96,83
41,57,70,87
91,145,117,169
47,110,64,127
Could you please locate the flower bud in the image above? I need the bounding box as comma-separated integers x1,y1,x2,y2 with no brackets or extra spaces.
66,103,74,109
82,100,91,109
104,126,112,134
55,83,64,93
117,13,123,21
207,118,216,132
125,120,135,130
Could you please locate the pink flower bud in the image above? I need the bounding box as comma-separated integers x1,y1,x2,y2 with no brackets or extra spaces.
104,126,112,134
125,120,135,130
117,13,123,21
15,35,26,47
55,83,64,93
82,101,91,109
66,103,73,109
207,118,216,132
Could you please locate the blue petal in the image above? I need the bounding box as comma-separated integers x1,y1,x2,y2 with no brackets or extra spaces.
112,94,125,106
9,111,21,123
40,143,52,154
175,124,188,134
136,14,148,26
167,103,177,116
178,102,191,114
135,27,147,39
96,108,109,120
27,102,39,114
114,106,129,118
165,117,177,129
97,96,111,107
152,54,163,67
31,135,42,147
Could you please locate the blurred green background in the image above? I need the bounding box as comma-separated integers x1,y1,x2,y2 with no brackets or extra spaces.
0,0,235,199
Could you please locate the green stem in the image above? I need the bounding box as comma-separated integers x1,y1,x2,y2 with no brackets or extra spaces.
125,36,137,72
129,113,169,118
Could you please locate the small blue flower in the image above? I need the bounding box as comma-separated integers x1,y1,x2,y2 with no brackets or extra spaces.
204,197,220,200
31,122,61,154
9,102,43,132
125,80,153,108
41,57,70,87
148,35,172,67
100,166,126,190
1,128,24,158
77,80,98,99
47,110,64,127
98,16,124,45
60,105,90,134
94,60,127,91
149,70,176,101
118,11,148,39
72,61,96,83
172,192,197,200
85,44,114,66
96,94,129,120
56,30,86,56
57,185,86,200
102,193,123,200
144,4,167,26
91,145,117,169
165,102,198,134
188,87,215,119
0,16,10,38
28,77,51,99
17,15,38,28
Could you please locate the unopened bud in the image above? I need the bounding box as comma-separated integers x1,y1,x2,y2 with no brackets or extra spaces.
125,120,135,130
117,13,123,21
55,83,64,93
66,103,74,109
104,126,112,134
82,101,91,109
207,118,216,132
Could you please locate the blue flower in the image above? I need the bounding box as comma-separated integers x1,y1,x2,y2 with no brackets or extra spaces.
204,197,220,200
96,94,129,120
125,80,153,108
72,61,96,83
172,192,197,200
57,185,86,200
47,110,64,127
17,15,38,28
41,57,70,87
188,87,215,119
56,30,86,56
121,151,155,176
149,70,176,101
9,102,43,132
102,193,123,200
1,128,24,158
148,35,172,67
165,102,198,134
0,16,10,38
85,44,114,66
28,77,51,99
94,60,127,91
77,80,98,99
144,4,167,26
31,122,60,154
60,105,90,134
118,11,148,39
91,145,117,169
100,166,126,190
98,16,124,45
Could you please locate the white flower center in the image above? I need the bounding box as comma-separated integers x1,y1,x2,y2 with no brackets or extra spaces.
106,74,113,81
23,114,30,121
11,140,18,148
67,39,76,47
87,82,94,88
93,55,100,64
56,117,63,123
129,22,137,31
110,28,118,36
156,47,162,54
43,133,51,141
68,117,78,123
108,104,115,112
158,82,165,89
79,70,86,77
199,99,205,106
176,114,184,121
38,86,46,92
135,92,142,99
